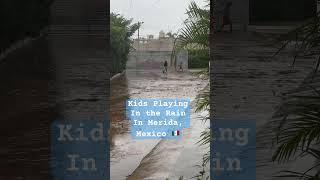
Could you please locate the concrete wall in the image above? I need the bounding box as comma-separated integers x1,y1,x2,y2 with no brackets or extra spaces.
176,50,189,70
128,50,189,71
128,51,173,70
130,37,190,71
132,37,174,52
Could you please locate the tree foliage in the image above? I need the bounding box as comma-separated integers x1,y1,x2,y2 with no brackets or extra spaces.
188,49,210,68
172,0,210,72
270,90,320,179
274,12,320,73
174,1,210,179
269,13,320,179
174,1,210,52
110,13,140,75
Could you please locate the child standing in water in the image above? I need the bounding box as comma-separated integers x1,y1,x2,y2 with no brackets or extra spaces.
218,1,232,32
163,60,168,73
223,2,232,32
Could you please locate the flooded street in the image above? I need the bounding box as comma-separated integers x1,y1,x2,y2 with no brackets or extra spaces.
110,63,209,179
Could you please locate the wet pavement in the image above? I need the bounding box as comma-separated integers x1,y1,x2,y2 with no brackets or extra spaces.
0,36,54,179
1,22,109,179
211,31,318,180
0,33,206,179
110,65,209,180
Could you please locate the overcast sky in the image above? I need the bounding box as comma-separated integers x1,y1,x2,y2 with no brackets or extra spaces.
111,0,207,38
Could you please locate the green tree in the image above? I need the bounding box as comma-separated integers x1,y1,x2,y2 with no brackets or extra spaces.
173,0,210,70
174,1,210,179
110,13,140,75
271,94,320,179
174,1,210,52
267,12,320,179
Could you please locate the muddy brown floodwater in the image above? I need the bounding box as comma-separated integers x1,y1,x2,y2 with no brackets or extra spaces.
110,66,209,180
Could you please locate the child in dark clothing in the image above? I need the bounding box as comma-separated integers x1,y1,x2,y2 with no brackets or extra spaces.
163,60,168,73
218,1,232,32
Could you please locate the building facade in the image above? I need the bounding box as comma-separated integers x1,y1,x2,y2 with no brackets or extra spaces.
132,35,174,52
130,31,188,71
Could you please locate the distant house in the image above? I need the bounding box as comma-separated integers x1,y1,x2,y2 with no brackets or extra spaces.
132,31,174,52
130,31,188,70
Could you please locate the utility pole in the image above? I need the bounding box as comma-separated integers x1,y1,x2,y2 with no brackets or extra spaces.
137,21,144,51
137,21,144,39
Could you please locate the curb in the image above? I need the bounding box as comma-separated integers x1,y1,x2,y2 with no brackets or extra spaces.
110,70,126,81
